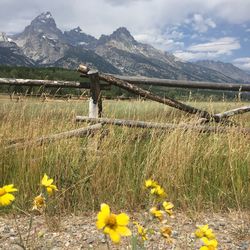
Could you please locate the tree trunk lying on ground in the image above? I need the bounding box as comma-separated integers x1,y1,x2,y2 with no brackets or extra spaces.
4,124,102,150
76,116,250,134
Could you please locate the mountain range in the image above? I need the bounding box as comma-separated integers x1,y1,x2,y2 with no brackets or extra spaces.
0,11,250,83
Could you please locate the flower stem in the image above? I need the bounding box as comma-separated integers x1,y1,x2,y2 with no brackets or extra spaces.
105,235,111,250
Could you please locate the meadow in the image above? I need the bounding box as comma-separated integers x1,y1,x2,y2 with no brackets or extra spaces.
0,96,250,213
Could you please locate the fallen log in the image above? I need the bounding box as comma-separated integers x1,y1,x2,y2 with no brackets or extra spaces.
5,124,102,149
214,106,250,120
76,116,250,134
78,65,212,120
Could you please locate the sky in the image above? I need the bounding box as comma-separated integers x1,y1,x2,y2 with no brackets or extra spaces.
0,0,250,71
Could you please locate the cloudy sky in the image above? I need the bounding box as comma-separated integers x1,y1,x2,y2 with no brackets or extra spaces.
1,0,250,70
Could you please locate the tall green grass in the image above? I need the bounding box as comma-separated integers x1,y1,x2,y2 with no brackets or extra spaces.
0,97,249,212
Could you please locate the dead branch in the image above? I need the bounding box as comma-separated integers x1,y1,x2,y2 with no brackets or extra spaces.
5,124,102,150
76,116,250,134
214,106,250,120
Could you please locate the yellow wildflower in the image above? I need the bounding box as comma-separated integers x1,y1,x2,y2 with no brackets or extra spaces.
200,237,218,250
195,225,215,239
96,203,131,244
32,194,46,212
161,226,173,243
150,207,164,221
161,226,172,238
41,174,58,195
0,184,18,206
145,179,158,188
162,201,174,216
133,222,148,241
150,185,167,198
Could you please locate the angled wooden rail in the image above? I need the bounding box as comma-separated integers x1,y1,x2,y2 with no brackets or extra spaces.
4,124,102,150
78,65,212,120
78,64,250,123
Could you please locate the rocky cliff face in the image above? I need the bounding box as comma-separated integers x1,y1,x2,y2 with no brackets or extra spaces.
0,32,35,66
52,46,121,74
12,12,68,64
63,27,97,48
0,32,11,43
93,27,235,81
196,60,250,83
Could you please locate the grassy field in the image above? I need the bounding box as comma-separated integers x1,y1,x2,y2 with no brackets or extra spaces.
0,96,250,213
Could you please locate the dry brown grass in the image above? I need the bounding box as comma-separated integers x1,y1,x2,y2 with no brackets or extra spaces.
0,97,249,213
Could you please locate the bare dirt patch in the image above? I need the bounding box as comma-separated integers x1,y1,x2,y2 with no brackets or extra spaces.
0,211,249,249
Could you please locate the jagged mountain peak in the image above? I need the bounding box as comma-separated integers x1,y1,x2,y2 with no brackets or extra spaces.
64,27,97,47
112,27,132,37
98,27,137,47
32,11,54,24
0,32,9,42
37,11,53,19
16,11,62,38
11,11,66,64
72,26,82,33
29,11,57,31
109,27,136,42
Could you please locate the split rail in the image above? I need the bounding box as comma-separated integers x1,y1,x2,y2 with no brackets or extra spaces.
1,65,250,149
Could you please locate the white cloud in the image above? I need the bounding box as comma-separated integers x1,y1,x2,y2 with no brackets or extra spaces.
105,0,152,6
189,37,240,53
0,0,250,36
233,57,250,71
174,37,241,61
174,51,219,61
134,29,184,51
191,14,216,33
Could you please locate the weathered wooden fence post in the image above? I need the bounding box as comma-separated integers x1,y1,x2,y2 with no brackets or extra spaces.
88,69,102,118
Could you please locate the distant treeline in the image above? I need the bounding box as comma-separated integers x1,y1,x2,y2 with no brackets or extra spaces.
0,66,249,101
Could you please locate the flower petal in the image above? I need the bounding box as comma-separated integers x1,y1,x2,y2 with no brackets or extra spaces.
200,224,209,232
100,203,110,218
45,178,53,186
96,219,105,230
103,226,110,234
50,185,58,191
0,193,15,206
205,228,215,239
3,184,18,193
116,213,129,226
163,201,174,210
116,226,132,236
46,187,53,195
108,229,121,243
201,237,218,247
200,247,209,250
41,174,48,185
195,229,204,238
41,174,54,186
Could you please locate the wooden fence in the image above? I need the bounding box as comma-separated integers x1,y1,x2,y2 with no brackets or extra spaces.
1,64,250,149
